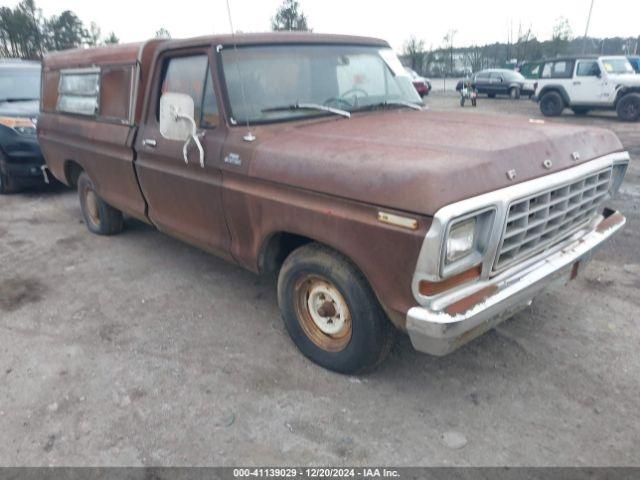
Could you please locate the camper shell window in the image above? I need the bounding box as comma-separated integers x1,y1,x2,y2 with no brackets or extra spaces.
57,69,100,116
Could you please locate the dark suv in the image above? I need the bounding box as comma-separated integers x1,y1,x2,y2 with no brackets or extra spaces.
457,69,526,99
0,59,46,193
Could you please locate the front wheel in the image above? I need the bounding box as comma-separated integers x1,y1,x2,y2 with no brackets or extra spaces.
78,171,123,235
277,243,395,374
460,97,465,107
616,93,640,122
509,87,520,99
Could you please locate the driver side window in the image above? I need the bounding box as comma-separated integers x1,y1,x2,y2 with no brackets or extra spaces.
576,61,600,77
158,54,219,128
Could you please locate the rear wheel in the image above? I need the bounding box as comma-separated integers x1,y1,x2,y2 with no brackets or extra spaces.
540,91,564,116
78,171,123,235
571,107,590,116
616,93,640,122
277,243,395,374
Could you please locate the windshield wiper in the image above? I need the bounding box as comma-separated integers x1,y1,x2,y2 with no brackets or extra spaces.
0,97,39,103
356,100,423,112
262,102,351,119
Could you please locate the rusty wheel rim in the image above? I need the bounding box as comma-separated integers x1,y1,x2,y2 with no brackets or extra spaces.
84,187,100,226
294,275,352,352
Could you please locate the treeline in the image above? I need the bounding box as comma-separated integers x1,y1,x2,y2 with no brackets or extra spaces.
0,0,119,60
403,19,640,77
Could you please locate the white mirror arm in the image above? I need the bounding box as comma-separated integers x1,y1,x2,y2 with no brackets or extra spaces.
176,113,205,168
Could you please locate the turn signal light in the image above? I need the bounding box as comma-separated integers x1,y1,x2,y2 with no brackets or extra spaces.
419,265,481,296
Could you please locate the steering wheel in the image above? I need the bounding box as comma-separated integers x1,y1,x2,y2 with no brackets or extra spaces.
324,88,370,110
324,96,354,110
341,88,369,104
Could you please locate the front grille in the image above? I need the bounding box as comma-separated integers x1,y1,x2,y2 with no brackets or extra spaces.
493,167,612,272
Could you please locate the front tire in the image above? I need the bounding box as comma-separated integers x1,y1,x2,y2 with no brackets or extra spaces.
616,93,640,122
78,171,123,235
509,87,520,99
277,243,394,374
540,91,564,116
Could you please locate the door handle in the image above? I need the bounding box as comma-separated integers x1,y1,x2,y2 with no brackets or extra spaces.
573,81,581,85
142,138,157,148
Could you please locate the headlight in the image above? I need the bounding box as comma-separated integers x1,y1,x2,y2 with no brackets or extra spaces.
441,208,496,278
446,218,476,263
0,116,37,136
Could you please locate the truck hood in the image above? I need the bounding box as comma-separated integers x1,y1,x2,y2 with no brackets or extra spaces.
249,109,624,215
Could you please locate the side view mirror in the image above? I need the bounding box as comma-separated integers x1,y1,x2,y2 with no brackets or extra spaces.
159,92,205,168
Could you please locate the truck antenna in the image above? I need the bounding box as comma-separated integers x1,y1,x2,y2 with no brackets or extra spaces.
225,0,255,142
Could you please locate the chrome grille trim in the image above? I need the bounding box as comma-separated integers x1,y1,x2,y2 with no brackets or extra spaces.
493,167,612,272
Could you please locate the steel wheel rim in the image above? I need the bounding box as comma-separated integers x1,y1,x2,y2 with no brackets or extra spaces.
294,275,352,352
84,187,100,226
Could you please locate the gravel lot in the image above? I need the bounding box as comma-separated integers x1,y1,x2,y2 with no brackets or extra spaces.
1,92,638,467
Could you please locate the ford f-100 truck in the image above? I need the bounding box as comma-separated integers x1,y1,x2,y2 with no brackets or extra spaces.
37,33,629,373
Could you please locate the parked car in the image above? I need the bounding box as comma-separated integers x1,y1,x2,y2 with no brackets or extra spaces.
626,55,640,73
38,33,629,373
456,69,525,98
534,55,640,121
517,61,544,97
405,67,430,96
0,59,46,193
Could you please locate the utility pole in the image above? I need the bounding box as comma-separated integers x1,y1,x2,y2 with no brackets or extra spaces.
582,0,595,54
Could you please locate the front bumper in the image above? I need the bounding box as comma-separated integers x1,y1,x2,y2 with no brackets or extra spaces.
406,209,626,356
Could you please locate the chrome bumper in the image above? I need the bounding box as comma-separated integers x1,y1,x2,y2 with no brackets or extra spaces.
406,210,626,356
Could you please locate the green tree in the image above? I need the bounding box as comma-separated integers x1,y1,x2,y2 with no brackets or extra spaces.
271,0,310,32
87,21,101,47
155,27,171,39
45,10,87,51
104,32,119,45
402,36,425,74
551,17,572,56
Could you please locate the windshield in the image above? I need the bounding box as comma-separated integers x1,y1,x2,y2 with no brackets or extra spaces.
221,45,421,124
0,66,41,101
601,58,634,75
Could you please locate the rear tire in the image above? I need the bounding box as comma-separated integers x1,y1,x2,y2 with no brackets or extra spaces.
540,91,564,116
616,93,640,122
78,171,123,235
277,243,395,374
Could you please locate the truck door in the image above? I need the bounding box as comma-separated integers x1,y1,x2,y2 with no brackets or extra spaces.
571,60,606,104
135,48,233,261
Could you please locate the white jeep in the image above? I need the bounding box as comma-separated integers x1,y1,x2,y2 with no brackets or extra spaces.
534,55,640,121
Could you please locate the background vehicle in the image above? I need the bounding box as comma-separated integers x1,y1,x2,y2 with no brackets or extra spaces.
456,69,525,99
405,67,430,96
517,61,543,97
534,55,640,121
0,59,45,194
38,34,628,373
627,55,640,73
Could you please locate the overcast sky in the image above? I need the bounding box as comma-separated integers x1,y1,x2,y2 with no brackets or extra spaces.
10,0,640,52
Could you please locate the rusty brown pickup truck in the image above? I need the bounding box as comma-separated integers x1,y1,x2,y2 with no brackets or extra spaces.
37,33,629,373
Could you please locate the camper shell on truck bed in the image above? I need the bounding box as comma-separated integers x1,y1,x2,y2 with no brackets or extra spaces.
38,33,628,373
39,40,163,219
